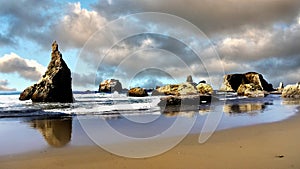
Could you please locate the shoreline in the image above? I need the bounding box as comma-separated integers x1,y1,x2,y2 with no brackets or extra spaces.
1,106,299,169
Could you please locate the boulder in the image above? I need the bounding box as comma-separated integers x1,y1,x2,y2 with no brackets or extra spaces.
196,83,213,95
128,87,148,97
152,83,198,96
19,41,73,103
282,83,300,98
237,83,265,97
220,72,274,92
99,79,122,93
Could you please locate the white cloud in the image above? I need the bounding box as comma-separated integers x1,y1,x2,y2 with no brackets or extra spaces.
53,2,107,48
0,53,46,81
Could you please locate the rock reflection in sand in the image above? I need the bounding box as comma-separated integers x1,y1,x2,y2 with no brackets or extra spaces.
282,99,300,105
162,105,211,117
223,103,266,115
29,117,72,147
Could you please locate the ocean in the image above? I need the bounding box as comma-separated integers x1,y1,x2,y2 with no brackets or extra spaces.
0,92,299,156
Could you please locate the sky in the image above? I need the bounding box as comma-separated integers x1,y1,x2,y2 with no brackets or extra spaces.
0,0,300,91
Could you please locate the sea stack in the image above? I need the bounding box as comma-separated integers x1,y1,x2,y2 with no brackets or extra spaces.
19,41,73,103
220,72,274,95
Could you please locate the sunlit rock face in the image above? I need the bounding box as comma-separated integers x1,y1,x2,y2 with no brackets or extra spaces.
282,83,300,98
152,83,198,96
19,41,73,103
220,72,273,92
220,72,273,97
30,118,72,147
128,87,148,97
98,79,122,93
196,83,213,95
237,83,265,97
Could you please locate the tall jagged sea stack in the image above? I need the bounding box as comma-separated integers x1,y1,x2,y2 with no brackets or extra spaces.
19,41,73,103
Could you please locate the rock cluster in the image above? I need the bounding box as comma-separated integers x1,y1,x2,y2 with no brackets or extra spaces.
98,79,122,93
19,41,73,103
282,83,300,98
128,87,148,97
152,76,213,106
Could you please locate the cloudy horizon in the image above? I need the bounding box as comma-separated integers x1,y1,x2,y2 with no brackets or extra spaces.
0,0,299,91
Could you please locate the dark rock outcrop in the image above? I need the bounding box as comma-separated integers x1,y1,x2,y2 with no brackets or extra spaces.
220,72,274,92
98,79,122,93
128,87,148,97
19,41,73,103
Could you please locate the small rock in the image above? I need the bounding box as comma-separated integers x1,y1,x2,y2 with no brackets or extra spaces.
128,87,148,97
275,155,285,158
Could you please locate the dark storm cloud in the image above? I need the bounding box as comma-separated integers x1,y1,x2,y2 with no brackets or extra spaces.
2,0,300,89
253,55,300,85
0,0,57,46
93,0,300,35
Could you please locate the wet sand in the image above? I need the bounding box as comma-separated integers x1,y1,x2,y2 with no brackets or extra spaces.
1,109,300,169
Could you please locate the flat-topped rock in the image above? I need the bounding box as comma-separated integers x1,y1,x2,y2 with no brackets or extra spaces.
99,79,122,93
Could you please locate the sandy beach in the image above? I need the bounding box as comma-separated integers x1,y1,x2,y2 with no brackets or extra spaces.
1,106,299,169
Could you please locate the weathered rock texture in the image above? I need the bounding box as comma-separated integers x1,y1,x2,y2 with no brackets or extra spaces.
282,83,300,98
98,79,122,93
128,87,148,97
196,83,213,95
220,72,274,92
237,83,265,97
19,41,73,103
152,83,198,96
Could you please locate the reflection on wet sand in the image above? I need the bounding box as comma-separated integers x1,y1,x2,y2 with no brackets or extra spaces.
29,117,72,147
162,105,211,117
223,103,266,115
282,99,300,105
